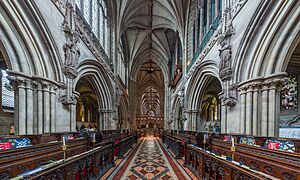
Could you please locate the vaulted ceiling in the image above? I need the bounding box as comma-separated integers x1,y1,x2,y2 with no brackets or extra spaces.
113,0,190,117
115,0,190,80
136,60,164,115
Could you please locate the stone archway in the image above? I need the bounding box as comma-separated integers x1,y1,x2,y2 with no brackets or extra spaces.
233,1,300,137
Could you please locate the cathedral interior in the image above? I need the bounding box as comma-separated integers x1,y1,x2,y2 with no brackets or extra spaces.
0,0,299,179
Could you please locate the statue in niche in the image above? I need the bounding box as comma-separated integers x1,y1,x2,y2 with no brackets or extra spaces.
218,36,232,71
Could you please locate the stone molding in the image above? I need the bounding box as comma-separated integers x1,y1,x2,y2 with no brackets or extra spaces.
6,71,59,92
238,73,288,94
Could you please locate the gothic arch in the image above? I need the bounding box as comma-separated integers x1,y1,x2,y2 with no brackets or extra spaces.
186,60,220,110
75,59,114,111
234,1,300,81
172,95,182,130
0,0,63,80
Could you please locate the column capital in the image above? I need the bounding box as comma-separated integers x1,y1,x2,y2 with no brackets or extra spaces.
7,76,26,89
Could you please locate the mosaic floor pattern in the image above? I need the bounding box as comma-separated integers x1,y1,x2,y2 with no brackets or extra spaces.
121,136,179,180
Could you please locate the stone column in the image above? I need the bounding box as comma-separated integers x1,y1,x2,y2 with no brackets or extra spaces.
17,78,26,135
8,76,26,135
252,83,260,136
267,79,283,137
49,85,57,133
42,82,50,133
261,85,269,136
25,80,34,134
99,109,113,130
98,109,103,130
239,87,247,134
36,82,44,134
245,87,253,134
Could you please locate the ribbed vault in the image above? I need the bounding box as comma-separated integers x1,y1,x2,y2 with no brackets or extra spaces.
115,0,189,79
136,60,164,117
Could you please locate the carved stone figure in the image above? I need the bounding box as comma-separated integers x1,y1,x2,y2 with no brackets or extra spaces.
218,39,232,71
63,32,80,68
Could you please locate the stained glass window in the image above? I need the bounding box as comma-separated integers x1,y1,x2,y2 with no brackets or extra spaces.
92,0,99,37
281,73,298,110
105,20,110,56
76,0,111,58
2,70,14,109
99,8,104,45
83,1,91,24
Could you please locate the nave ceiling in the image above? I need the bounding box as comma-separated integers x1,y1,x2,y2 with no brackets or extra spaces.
115,0,189,80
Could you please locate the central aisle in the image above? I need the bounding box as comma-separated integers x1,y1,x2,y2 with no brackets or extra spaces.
116,136,190,180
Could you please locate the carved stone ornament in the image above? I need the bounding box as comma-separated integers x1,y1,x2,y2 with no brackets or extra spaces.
219,67,233,81
62,0,80,79
58,94,77,105
217,6,237,107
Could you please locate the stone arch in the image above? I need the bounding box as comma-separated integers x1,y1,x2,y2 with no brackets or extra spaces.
186,60,220,110
172,95,183,130
0,1,65,135
185,60,222,131
234,1,300,81
232,1,300,137
75,59,115,130
0,1,63,80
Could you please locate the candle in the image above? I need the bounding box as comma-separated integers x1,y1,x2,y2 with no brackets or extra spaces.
62,136,66,146
231,137,235,148
93,133,96,142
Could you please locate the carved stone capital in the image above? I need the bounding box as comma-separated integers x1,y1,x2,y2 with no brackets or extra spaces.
7,76,26,90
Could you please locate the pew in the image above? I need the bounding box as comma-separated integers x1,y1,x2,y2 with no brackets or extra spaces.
162,132,184,158
14,142,115,180
115,133,139,157
0,134,88,179
0,130,140,179
210,134,300,180
186,144,277,180
162,131,300,179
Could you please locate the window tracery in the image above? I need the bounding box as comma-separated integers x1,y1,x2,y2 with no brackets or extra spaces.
75,0,111,57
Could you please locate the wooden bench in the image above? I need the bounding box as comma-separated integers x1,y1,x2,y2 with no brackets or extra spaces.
210,135,300,180
186,144,277,180
17,143,115,180
162,132,184,158
0,134,88,179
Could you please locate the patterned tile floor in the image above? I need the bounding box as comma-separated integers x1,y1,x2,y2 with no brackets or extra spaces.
118,136,190,180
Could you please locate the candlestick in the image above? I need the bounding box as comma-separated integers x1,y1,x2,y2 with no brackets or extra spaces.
62,136,67,160
62,136,66,146
231,137,236,161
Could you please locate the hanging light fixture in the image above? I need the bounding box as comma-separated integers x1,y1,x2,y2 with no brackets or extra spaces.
147,60,154,73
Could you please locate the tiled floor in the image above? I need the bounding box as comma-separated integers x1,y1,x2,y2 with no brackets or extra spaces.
112,136,191,180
